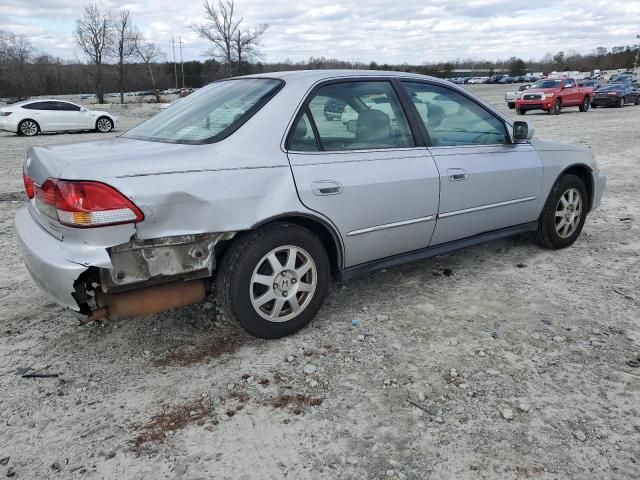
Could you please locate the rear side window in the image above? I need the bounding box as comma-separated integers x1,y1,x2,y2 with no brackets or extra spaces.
289,81,414,151
403,82,508,147
22,102,54,110
123,78,283,144
288,112,319,151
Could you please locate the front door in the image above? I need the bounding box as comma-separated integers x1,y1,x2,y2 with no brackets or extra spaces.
286,80,440,267
401,81,543,246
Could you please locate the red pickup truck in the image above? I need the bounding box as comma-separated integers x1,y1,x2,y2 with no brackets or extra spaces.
515,78,594,115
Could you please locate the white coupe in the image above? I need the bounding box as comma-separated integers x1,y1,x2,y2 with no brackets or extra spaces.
0,99,117,136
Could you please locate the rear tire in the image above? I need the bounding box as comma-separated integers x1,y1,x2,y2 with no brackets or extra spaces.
18,119,39,136
635,96,639,106
537,174,587,249
617,97,624,108
216,222,330,339
591,103,597,108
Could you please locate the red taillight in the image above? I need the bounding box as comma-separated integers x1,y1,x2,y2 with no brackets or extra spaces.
607,92,618,96
35,179,144,228
23,173,35,199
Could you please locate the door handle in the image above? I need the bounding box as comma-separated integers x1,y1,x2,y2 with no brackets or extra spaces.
312,180,343,196
448,168,469,181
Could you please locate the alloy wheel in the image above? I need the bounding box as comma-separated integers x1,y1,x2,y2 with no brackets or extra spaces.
20,120,38,136
555,188,582,239
97,118,112,132
250,245,317,322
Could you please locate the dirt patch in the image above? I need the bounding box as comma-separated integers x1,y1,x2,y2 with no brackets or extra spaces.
152,336,240,367
0,192,26,202
132,398,215,450
269,394,323,415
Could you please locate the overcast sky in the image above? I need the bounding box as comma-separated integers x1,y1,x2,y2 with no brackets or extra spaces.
2,0,640,64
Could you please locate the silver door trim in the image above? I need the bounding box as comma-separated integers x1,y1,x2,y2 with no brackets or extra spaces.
438,196,537,219
346,215,435,237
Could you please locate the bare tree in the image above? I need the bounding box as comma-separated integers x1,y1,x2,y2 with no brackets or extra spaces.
192,0,242,77
0,30,34,99
112,10,138,104
234,23,268,75
136,40,164,102
74,3,112,103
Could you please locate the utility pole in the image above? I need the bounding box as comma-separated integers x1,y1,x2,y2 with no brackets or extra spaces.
635,35,640,75
171,36,178,89
178,37,185,88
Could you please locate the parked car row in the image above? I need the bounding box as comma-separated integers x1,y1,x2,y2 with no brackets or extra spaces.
508,74,640,114
449,74,540,85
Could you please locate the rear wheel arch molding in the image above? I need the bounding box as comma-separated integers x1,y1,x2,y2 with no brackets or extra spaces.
556,164,594,212
248,213,344,274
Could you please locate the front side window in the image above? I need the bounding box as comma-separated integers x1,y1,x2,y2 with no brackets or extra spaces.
290,81,414,151
124,78,282,144
563,79,576,88
402,82,508,147
56,102,81,111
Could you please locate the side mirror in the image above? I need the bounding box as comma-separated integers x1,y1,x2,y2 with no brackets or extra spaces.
513,120,534,142
80,107,87,112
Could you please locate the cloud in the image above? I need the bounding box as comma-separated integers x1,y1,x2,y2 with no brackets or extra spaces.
1,0,639,63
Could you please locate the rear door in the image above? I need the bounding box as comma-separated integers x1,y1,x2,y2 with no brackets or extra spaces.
286,79,440,268
22,101,61,131
401,80,543,246
562,79,579,105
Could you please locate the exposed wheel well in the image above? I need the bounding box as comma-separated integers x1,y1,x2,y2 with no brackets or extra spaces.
560,165,593,212
213,215,343,279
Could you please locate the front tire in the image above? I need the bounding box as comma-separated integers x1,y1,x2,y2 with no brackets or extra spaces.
216,222,330,339
516,108,526,115
96,116,113,133
537,174,587,249
551,99,562,115
18,119,39,136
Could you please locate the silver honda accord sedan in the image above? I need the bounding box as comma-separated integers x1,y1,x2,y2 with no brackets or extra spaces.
16,70,606,338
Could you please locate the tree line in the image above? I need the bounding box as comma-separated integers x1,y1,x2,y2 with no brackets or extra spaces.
1,0,638,102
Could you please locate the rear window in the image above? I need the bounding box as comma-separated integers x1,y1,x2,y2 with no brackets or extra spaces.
123,78,283,144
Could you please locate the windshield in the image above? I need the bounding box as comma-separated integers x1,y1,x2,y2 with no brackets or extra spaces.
123,78,283,144
533,80,561,89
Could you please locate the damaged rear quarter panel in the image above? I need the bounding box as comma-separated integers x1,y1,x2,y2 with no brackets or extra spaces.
106,165,303,240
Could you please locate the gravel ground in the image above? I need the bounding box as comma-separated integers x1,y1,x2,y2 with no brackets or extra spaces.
0,85,638,480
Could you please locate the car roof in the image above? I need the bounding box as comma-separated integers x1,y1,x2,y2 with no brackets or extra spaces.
238,69,439,85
